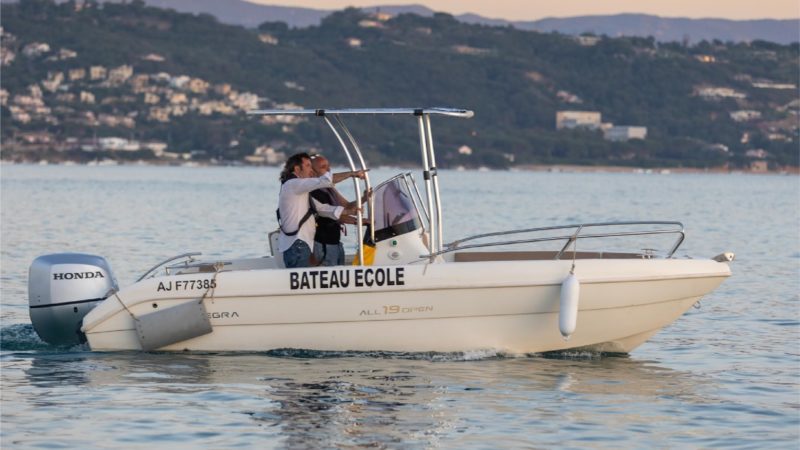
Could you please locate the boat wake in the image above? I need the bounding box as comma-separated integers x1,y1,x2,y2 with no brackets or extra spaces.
261,348,606,361
0,323,88,352
0,324,606,360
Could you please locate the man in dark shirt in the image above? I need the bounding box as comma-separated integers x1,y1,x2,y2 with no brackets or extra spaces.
310,155,361,266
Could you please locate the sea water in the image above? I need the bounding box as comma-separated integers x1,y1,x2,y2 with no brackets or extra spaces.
1,164,798,448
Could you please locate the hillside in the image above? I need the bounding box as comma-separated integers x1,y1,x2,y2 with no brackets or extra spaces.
74,0,800,45
1,0,798,169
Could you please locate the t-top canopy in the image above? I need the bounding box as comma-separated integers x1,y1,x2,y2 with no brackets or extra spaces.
247,107,474,118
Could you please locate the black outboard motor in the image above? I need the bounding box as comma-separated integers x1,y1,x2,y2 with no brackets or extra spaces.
28,253,118,345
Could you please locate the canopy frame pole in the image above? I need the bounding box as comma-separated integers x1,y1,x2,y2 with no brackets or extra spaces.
424,114,444,253
417,114,436,257
333,115,375,245
322,115,364,266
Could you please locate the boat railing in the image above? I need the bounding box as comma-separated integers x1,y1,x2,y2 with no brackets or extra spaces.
136,252,202,281
432,221,685,259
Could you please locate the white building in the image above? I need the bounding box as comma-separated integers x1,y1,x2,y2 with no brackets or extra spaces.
108,65,133,83
258,34,279,45
575,35,600,46
80,91,95,104
604,126,647,141
745,149,769,159
556,111,602,130
729,110,761,122
98,137,140,151
696,87,746,99
22,42,50,57
89,66,107,80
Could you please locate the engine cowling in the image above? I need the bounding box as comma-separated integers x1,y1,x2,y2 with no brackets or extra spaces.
28,253,118,346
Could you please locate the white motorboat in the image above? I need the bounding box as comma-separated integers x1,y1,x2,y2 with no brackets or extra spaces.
28,108,733,353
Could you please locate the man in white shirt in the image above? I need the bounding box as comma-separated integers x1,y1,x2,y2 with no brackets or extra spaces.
277,152,364,268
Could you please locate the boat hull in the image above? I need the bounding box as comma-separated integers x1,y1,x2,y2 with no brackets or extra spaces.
82,259,730,353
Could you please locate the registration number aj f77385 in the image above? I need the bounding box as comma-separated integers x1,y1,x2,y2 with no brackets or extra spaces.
156,279,217,292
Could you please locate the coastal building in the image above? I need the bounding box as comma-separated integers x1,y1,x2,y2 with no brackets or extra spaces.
188,78,209,94
248,146,287,165
98,113,135,128
750,160,768,172
42,72,64,92
452,45,491,56
752,81,796,90
0,48,15,66
745,149,769,159
18,131,53,144
604,126,647,141
729,110,761,122
108,65,133,84
556,111,602,130
557,90,582,104
56,48,77,60
143,141,168,156
79,91,95,104
695,54,716,63
695,86,746,99
371,11,393,21
196,101,234,116
143,92,160,104
98,137,140,151
151,72,171,83
89,66,107,80
170,75,191,89
169,93,188,104
359,19,384,28
575,35,600,46
258,34,279,45
707,143,730,153
129,74,150,89
229,92,259,111
9,105,31,123
170,105,188,116
22,42,50,57
68,68,86,81
141,53,165,62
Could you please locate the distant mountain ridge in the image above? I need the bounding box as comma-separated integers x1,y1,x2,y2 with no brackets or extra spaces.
108,0,800,44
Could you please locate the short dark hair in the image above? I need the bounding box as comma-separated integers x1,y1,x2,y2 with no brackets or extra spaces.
280,152,310,183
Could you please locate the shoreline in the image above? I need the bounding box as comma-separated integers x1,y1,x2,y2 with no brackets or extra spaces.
1,159,797,175
513,164,800,175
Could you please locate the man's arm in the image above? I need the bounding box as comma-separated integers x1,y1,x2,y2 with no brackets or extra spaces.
284,176,334,194
311,198,360,220
331,169,367,184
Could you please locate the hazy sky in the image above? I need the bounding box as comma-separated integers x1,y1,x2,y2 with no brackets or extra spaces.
253,0,800,20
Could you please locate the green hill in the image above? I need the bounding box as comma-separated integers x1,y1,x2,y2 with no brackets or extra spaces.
2,0,798,169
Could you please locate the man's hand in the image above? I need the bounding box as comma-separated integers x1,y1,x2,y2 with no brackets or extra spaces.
342,204,361,216
361,187,372,203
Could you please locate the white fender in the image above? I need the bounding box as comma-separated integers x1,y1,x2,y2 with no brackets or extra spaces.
559,272,580,340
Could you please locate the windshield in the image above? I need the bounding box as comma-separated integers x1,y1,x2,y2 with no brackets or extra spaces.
371,175,423,242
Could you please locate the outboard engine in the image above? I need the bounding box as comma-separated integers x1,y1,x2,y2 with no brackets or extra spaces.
28,253,118,346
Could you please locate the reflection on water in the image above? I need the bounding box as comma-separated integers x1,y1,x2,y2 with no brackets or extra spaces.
1,350,715,448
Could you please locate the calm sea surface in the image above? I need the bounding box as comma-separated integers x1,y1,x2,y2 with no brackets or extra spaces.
1,164,798,448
